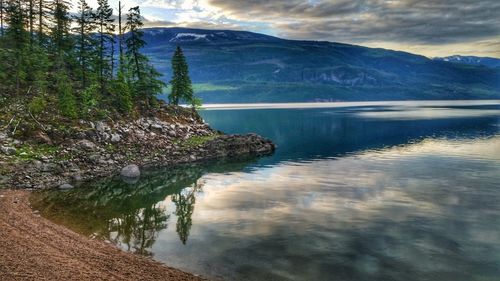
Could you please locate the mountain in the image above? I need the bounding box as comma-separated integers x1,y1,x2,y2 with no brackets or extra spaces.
139,27,500,103
434,56,500,69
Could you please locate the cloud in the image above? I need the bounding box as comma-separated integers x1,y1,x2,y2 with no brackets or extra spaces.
84,0,500,57
203,0,500,56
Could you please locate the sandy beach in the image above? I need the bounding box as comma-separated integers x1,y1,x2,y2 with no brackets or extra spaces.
0,189,204,281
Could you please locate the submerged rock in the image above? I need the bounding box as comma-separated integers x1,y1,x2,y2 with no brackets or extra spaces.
59,183,74,190
121,164,140,178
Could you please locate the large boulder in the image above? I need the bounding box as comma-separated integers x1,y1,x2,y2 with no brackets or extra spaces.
121,164,140,178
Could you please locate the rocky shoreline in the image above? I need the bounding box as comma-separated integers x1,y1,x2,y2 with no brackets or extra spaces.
0,105,275,190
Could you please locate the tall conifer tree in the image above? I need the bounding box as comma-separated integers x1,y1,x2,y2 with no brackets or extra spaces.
0,0,4,37
73,0,96,88
169,46,196,107
95,0,115,93
125,6,164,106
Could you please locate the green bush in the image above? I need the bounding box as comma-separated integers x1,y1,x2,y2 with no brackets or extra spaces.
110,79,133,113
81,84,99,115
56,72,77,119
29,96,47,114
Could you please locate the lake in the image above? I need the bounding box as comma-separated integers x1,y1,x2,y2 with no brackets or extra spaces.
32,100,500,281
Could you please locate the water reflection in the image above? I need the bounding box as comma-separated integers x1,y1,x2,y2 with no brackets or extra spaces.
32,101,500,280
31,158,256,255
200,103,499,163
172,184,201,244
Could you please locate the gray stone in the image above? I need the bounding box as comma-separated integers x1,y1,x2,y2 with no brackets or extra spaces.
110,133,122,143
87,154,101,163
121,164,140,178
1,146,17,156
76,140,96,151
72,173,83,182
151,123,163,130
95,121,108,133
59,183,74,190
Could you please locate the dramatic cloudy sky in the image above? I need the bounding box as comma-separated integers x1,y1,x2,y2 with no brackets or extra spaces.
80,0,500,57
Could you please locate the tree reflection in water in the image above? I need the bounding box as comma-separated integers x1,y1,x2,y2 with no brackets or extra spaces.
31,157,258,256
172,182,202,244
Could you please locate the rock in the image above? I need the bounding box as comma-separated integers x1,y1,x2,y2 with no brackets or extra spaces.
100,132,110,142
168,130,177,138
40,163,57,172
151,123,163,130
76,140,96,151
32,160,43,170
121,164,140,178
1,146,17,156
95,121,108,133
87,154,101,163
59,183,74,190
72,173,83,182
110,133,121,143
33,130,53,145
0,132,7,140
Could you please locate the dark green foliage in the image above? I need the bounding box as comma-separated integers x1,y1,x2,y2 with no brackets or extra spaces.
169,46,197,108
80,83,99,115
50,0,73,56
125,6,165,107
56,71,77,118
0,1,172,119
29,95,48,114
73,0,97,89
95,0,115,94
110,73,133,113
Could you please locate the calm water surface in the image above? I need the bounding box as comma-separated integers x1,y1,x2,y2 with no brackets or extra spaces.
32,101,500,281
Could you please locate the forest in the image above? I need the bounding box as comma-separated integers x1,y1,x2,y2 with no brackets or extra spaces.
0,0,194,120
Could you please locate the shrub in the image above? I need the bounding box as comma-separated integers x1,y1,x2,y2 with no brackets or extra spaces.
29,96,47,114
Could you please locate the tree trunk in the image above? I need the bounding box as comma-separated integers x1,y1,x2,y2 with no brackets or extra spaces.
118,1,123,73
1,0,4,37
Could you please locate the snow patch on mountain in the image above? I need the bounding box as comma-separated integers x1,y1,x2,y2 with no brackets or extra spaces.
169,33,209,42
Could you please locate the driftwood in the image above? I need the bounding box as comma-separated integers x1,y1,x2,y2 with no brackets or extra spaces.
11,119,21,135
28,109,46,132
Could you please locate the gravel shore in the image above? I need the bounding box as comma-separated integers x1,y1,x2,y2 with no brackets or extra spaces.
0,189,205,281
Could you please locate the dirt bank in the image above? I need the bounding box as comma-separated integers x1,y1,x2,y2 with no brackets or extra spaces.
0,189,204,281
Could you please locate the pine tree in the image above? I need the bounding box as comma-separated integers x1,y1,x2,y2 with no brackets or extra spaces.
0,0,4,37
28,0,34,45
169,46,197,108
125,6,164,107
36,0,49,44
2,0,29,93
73,0,96,89
118,1,124,74
95,0,115,94
56,69,77,118
50,0,72,56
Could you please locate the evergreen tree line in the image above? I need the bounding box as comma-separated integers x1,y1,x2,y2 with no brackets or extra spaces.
0,0,196,118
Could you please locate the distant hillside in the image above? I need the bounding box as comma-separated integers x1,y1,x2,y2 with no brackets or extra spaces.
138,27,500,103
434,56,500,69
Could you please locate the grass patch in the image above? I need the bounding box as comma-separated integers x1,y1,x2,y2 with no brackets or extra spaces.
15,144,59,160
178,134,217,149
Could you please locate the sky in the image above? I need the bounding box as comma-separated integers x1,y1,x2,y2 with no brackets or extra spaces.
79,0,500,58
